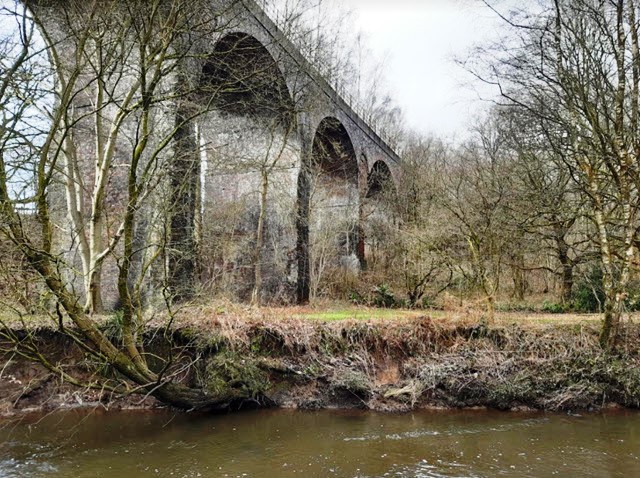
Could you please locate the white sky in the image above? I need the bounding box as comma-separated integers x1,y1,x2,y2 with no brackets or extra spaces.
342,0,506,139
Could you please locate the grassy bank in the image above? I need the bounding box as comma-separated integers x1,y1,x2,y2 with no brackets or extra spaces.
2,305,640,417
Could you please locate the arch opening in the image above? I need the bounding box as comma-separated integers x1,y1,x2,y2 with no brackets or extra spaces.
197,32,300,303
362,161,397,273
311,117,359,185
366,160,394,199
200,32,295,127
308,117,361,297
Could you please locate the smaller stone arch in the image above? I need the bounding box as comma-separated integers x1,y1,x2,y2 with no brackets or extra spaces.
311,116,359,185
361,160,398,270
366,160,395,199
306,116,361,283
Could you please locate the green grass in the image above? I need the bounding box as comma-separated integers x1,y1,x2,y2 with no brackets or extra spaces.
292,307,424,322
287,304,610,327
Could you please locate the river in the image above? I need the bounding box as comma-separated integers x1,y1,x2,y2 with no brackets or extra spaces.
1,408,639,477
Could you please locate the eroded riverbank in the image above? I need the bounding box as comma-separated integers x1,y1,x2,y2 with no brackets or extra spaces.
2,316,640,417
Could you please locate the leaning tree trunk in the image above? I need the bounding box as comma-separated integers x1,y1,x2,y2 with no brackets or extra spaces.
2,207,242,411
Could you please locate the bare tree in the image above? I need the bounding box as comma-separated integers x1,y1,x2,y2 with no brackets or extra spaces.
497,106,595,304
364,135,454,307
473,0,640,346
0,0,274,410
439,128,514,320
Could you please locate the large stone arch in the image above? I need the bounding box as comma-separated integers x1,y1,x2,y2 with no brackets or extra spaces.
195,31,301,302
199,31,296,125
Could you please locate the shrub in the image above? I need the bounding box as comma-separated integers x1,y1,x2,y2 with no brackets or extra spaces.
571,267,605,313
541,301,566,314
330,369,372,398
372,284,397,308
348,290,366,306
203,351,269,400
101,310,124,341
623,282,640,312
496,302,537,313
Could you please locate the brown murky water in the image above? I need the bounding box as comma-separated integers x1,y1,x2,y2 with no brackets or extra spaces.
1,408,640,477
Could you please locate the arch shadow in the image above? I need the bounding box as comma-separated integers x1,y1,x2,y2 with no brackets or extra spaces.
200,32,296,127
311,117,358,185
366,160,396,199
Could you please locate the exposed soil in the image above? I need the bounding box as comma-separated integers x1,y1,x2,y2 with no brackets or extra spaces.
2,315,640,418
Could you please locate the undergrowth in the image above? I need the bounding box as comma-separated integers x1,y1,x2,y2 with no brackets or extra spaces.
164,314,640,412
8,312,640,413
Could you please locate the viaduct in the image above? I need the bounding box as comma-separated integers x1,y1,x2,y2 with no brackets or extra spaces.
29,0,402,305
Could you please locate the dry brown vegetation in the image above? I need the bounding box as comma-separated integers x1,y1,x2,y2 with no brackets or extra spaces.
166,308,640,412
3,303,639,417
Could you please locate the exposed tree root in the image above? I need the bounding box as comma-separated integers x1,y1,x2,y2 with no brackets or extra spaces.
3,316,640,417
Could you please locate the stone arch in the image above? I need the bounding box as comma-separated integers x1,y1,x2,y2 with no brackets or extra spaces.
196,31,301,302
305,116,361,297
311,117,359,185
361,160,398,270
366,160,396,198
200,31,296,127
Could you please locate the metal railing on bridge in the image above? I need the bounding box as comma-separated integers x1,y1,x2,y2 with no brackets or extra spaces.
254,0,397,154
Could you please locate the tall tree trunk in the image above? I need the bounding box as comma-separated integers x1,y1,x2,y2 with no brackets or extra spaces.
511,250,526,301
357,200,367,271
560,263,574,305
599,283,622,350
512,269,526,302
594,196,621,349
86,268,104,313
296,153,311,305
168,111,199,302
251,172,268,305
86,210,105,314
555,232,573,304
486,293,496,323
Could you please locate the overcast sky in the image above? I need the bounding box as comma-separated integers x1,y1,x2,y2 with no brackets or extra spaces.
341,0,505,139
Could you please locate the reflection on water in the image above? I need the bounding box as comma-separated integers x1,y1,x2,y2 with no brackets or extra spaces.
1,408,640,477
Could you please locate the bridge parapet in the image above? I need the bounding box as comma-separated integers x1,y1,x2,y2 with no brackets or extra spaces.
248,0,400,164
